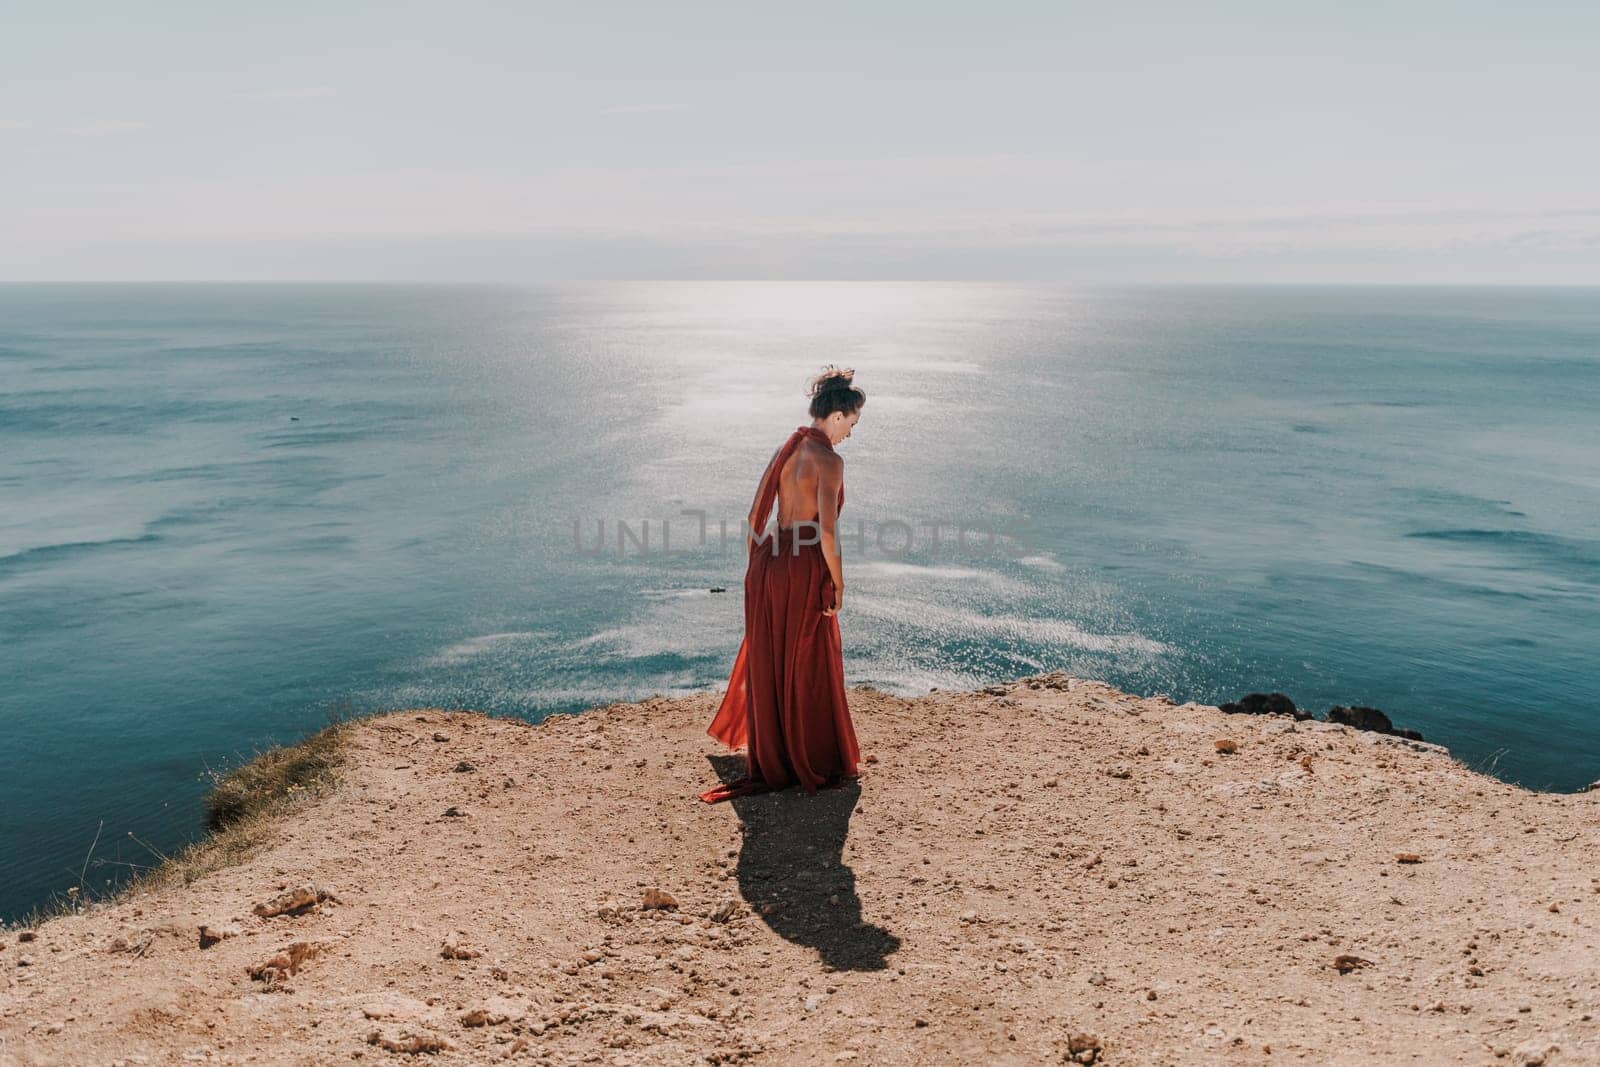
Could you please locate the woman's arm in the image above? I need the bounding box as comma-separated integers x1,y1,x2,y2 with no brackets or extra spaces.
816,453,845,615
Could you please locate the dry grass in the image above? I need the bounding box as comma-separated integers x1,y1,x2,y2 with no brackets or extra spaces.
143,710,358,892
203,714,350,832
12,707,359,931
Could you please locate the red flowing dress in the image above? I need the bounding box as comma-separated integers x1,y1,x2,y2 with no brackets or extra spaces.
699,425,861,803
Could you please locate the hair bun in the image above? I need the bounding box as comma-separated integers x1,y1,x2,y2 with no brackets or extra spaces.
808,364,856,397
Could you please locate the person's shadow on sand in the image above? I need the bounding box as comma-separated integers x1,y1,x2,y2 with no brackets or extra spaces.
706,754,901,972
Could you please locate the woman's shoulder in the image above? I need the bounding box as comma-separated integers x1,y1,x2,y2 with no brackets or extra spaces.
803,438,843,464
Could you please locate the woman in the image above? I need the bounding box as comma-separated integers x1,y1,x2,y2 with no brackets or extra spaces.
699,366,866,803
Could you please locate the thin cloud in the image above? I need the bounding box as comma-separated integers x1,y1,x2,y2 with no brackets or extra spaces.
239,87,335,103
599,103,689,116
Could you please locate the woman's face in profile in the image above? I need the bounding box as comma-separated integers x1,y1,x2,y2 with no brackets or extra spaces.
830,410,860,445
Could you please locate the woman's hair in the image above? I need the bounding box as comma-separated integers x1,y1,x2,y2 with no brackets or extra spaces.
806,364,867,419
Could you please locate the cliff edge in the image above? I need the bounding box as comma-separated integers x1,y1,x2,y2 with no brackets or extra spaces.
3,674,1598,1065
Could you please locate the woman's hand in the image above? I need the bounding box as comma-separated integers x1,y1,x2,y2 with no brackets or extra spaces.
822,582,844,617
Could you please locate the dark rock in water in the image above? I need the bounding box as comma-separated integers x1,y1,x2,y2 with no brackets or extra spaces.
1327,705,1425,742
1218,692,1310,721
709,587,727,593
1328,704,1393,732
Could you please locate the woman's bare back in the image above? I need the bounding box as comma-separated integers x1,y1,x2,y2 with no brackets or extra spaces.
775,438,835,529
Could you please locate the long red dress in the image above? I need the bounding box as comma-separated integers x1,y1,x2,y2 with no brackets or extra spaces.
699,424,860,803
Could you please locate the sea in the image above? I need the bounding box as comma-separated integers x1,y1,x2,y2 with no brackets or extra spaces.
2,282,1597,924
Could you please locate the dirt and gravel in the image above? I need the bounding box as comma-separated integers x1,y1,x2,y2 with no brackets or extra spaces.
3,673,1598,1065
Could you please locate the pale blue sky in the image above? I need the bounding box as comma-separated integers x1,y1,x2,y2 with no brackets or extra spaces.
3,1,1597,282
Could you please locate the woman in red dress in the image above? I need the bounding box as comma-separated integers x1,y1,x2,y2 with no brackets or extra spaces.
700,366,866,803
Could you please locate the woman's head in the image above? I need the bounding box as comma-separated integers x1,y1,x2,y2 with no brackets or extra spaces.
807,365,865,444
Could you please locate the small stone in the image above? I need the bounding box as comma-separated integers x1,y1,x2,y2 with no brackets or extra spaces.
1214,739,1238,754
1332,954,1373,974
1511,1042,1558,1066
440,936,481,960
198,923,241,949
367,1029,451,1054
461,1006,509,1027
249,941,324,984
1395,853,1422,864
252,884,339,918
642,887,679,910
432,732,450,742
1087,971,1106,986
453,760,476,773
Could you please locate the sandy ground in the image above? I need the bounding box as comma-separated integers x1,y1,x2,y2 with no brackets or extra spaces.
3,673,1598,1066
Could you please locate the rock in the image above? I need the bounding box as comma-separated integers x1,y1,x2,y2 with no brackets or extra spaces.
1332,954,1373,974
249,941,324,984
453,760,476,773
440,935,481,960
642,887,679,910
253,883,339,918
1214,739,1238,755
1087,970,1106,986
1512,1041,1559,1066
431,732,450,742
198,922,241,949
1068,1032,1103,1063
442,806,466,817
1394,853,1421,864
710,899,740,923
1106,764,1132,779
1326,705,1425,741
1219,692,1308,720
367,1029,452,1054
18,930,37,942
983,685,1009,696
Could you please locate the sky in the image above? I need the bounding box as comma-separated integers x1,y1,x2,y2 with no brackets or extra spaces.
2,1,1598,283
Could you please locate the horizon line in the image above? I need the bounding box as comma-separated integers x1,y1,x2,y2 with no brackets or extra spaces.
3,278,1600,289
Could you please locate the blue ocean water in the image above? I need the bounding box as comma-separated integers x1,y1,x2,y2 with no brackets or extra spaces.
2,282,1597,923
